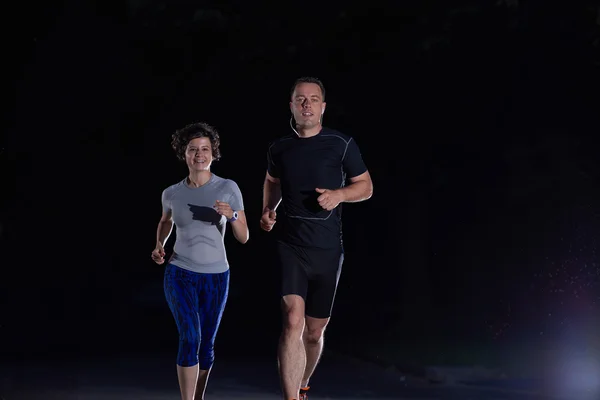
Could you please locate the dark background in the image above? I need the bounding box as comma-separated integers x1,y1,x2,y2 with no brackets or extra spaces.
2,0,600,372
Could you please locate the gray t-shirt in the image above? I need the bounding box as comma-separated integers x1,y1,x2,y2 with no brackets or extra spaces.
161,174,244,274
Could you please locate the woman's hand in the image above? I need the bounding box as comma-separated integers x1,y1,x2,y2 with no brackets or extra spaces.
214,200,234,220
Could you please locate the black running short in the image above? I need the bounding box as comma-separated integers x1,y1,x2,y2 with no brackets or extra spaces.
276,240,344,319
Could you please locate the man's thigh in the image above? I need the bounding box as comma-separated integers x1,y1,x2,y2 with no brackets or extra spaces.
276,240,309,301
305,247,344,319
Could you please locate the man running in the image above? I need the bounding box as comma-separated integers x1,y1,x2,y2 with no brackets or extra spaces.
260,77,373,400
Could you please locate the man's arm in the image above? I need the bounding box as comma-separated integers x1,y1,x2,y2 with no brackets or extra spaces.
337,137,373,203
315,171,373,211
263,171,282,212
338,170,373,203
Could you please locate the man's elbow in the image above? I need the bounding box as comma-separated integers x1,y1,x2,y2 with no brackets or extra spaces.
359,177,373,200
364,182,373,200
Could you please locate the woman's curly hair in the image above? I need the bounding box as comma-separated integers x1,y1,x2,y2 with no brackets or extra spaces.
171,122,222,162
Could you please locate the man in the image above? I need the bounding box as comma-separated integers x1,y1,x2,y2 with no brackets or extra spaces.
261,77,373,400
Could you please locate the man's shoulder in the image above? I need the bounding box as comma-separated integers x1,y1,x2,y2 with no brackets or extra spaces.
268,134,295,151
319,127,353,143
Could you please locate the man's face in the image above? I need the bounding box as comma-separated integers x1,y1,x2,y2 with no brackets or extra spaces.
185,137,213,172
290,82,326,129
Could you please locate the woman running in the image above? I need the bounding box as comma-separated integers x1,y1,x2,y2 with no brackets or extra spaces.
151,122,249,400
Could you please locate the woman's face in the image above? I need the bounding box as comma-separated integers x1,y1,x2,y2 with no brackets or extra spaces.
185,137,213,172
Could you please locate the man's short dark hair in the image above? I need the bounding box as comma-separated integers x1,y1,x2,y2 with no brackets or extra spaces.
171,122,222,162
290,76,326,101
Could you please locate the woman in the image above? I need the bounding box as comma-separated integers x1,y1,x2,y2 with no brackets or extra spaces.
151,122,249,400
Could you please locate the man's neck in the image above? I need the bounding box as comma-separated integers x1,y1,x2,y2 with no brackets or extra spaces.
187,171,212,187
297,124,322,138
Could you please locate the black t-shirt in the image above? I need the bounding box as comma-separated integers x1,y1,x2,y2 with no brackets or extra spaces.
267,127,368,249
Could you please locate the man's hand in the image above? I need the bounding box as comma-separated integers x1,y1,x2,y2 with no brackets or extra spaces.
260,207,277,232
151,245,166,265
214,200,234,220
315,188,344,211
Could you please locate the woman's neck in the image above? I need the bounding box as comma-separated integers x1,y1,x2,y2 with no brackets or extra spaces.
187,171,212,188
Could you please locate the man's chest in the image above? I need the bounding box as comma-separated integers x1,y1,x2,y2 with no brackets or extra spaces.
276,144,344,187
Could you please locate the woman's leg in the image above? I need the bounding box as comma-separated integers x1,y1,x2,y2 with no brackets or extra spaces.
164,264,201,400
194,269,230,399
176,365,199,400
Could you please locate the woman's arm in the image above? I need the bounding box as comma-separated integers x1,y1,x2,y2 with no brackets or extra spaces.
156,210,174,248
151,209,173,264
230,210,249,244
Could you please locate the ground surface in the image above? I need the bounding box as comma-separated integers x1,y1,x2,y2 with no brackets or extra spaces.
0,349,580,400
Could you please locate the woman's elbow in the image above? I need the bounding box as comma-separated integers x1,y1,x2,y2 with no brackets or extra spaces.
236,230,249,244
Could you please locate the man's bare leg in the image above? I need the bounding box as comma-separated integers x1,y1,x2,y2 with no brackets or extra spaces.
301,316,329,388
278,294,306,399
194,368,211,400
176,364,199,400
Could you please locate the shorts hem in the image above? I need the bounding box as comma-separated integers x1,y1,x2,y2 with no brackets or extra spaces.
305,311,332,319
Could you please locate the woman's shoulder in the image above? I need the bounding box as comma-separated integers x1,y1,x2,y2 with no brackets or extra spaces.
162,179,186,198
211,174,240,190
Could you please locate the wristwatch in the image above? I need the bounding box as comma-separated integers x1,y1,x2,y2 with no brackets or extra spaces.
229,211,238,222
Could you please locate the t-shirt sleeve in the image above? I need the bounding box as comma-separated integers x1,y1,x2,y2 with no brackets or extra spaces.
227,180,245,211
161,188,172,214
267,144,279,179
343,137,368,179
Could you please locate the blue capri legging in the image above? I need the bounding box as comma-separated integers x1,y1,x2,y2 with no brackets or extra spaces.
163,264,229,369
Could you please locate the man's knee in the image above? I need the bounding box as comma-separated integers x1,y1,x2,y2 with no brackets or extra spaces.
281,294,305,333
304,326,324,344
304,317,329,344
